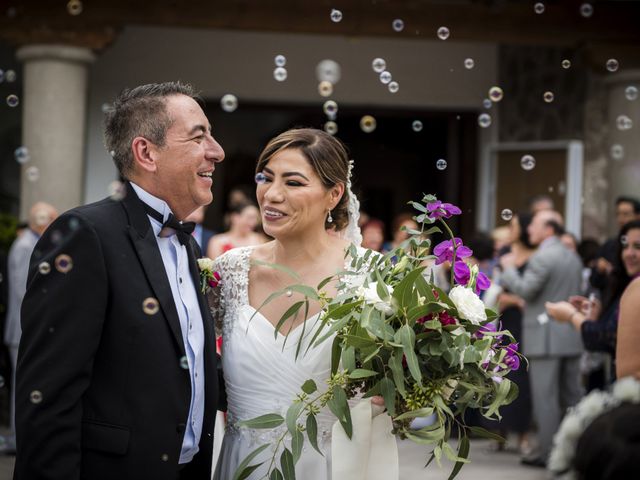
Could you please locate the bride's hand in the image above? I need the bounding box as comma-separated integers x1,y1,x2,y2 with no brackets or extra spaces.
371,395,386,417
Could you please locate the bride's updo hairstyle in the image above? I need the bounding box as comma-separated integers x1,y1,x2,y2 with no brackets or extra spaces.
255,128,350,231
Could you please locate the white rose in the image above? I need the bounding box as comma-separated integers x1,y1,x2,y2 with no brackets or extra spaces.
359,282,395,315
197,257,214,272
449,285,487,325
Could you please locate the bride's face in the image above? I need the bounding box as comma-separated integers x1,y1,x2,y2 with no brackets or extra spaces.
256,148,338,239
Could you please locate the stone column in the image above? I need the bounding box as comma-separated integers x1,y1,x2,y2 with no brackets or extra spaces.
606,69,640,232
17,44,95,219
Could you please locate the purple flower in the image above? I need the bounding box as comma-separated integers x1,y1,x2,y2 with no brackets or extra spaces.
453,261,471,285
475,271,491,294
426,201,462,220
474,322,496,339
504,343,520,371
433,238,473,265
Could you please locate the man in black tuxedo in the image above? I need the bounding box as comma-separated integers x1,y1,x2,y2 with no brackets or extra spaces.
14,82,225,479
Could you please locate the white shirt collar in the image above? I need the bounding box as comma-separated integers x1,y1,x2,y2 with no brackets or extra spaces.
129,181,173,226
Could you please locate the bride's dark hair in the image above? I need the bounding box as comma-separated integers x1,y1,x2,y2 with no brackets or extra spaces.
255,128,350,231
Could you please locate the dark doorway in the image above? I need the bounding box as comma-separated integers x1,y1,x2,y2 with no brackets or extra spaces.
204,101,478,241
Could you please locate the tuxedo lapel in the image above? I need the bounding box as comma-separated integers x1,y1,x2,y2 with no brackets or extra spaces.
122,183,186,357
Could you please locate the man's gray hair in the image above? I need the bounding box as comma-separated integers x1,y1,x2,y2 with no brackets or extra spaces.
104,81,199,178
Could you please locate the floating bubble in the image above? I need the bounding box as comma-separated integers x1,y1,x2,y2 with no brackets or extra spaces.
610,144,624,161
68,217,80,231
482,98,492,109
5,70,16,82
621,235,629,246
6,94,19,107
625,86,638,101
161,454,169,462
323,100,338,116
67,0,83,15
412,120,423,132
388,81,399,93
616,115,633,131
15,146,30,164
489,86,504,102
30,390,43,404
543,91,555,103
392,19,404,32
180,356,189,370
330,8,342,23
324,121,338,135
606,59,619,72
108,180,126,201
318,81,333,97
379,71,392,84
534,3,545,14
464,58,475,70
436,159,447,171
520,154,536,171
273,67,287,82
220,94,238,112
25,166,40,182
579,3,593,18
274,54,286,67
562,59,571,69
478,113,492,128
360,115,377,133
372,58,386,73
437,26,450,40
142,297,160,315
38,262,51,275
50,230,63,245
316,59,341,84
55,254,73,274
501,209,513,221
101,102,113,114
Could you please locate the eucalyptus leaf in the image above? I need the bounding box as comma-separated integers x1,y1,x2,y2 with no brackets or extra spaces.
270,469,284,480
397,324,422,385
231,444,270,480
380,377,397,416
330,336,341,376
273,301,305,339
301,379,317,395
349,368,378,379
306,413,323,456
286,402,304,435
327,386,353,439
237,413,284,429
388,350,407,398
394,407,435,421
341,346,356,372
280,448,296,480
447,435,470,480
291,429,304,463
466,426,506,442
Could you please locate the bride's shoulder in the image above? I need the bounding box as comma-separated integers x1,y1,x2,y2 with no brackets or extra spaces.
213,245,254,272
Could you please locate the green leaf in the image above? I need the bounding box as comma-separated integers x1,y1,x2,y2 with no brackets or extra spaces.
323,300,363,321
327,386,353,439
291,429,304,463
374,270,390,301
301,379,317,395
394,407,435,421
317,273,337,291
287,284,320,301
447,435,470,480
286,402,304,435
405,424,445,444
407,303,446,323
270,469,284,480
442,441,469,463
234,464,263,480
344,334,377,349
467,426,505,442
341,346,356,372
273,301,305,339
349,368,378,379
330,336,341,376
380,377,396,416
393,266,426,309
409,201,428,213
237,413,284,429
232,444,270,480
485,378,511,417
397,324,422,385
362,346,381,364
306,413,323,456
280,447,296,480
388,350,407,398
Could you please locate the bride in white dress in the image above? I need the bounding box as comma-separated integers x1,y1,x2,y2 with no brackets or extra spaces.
212,128,370,480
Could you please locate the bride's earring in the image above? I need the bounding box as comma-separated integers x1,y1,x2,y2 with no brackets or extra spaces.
327,210,333,223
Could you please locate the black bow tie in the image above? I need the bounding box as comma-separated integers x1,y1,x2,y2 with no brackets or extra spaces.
143,204,195,240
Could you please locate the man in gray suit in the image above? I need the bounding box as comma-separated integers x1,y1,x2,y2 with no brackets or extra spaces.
500,209,583,466
0,202,57,454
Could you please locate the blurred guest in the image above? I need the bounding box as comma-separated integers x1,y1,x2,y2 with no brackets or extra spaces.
490,213,534,454
528,194,554,214
546,221,640,386
184,205,216,250
577,238,601,294
560,232,578,252
361,218,385,252
1,202,58,454
500,210,583,467
590,196,640,292
207,203,265,259
357,209,370,229
383,212,418,252
491,225,511,257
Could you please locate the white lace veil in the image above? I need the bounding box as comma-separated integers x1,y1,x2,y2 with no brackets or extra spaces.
338,160,363,247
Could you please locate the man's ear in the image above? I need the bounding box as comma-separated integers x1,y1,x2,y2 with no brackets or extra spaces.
131,136,158,174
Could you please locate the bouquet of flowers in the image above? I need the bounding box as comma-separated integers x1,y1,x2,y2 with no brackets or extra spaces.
235,194,521,480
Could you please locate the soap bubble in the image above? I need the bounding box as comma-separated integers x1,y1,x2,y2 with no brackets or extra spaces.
616,115,633,131
318,81,333,97
520,155,536,171
624,86,638,101
38,262,51,275
324,121,338,135
274,54,286,67
379,71,392,84
606,59,619,72
372,58,386,73
30,390,43,404
464,58,475,69
25,166,40,182
562,59,571,69
579,3,594,18
482,98,492,109
142,297,160,315
412,120,423,132
67,0,83,15
316,59,341,84
543,91,555,103
501,209,513,221
437,26,450,40
273,67,288,82
392,19,404,32
534,3,545,14
436,159,447,171
478,113,492,128
220,94,238,112
15,146,30,164
323,100,338,116
6,94,19,107
489,86,504,102
360,115,377,133
388,81,399,93
610,144,624,160
330,9,343,23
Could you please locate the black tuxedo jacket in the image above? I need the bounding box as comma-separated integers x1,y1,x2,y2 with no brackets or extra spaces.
15,182,224,480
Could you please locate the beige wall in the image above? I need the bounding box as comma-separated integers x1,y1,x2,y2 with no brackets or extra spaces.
84,25,498,203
